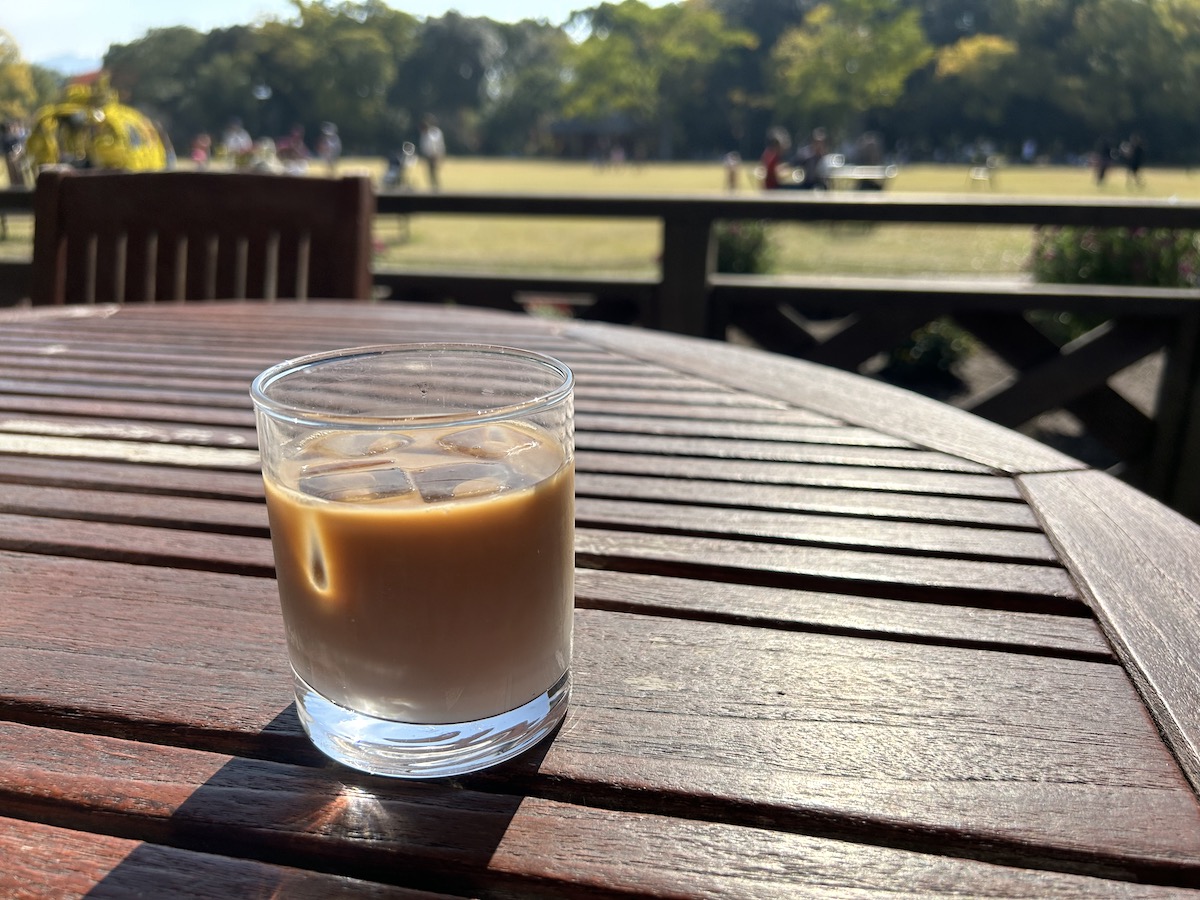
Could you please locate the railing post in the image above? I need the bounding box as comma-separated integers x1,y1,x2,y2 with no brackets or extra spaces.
656,213,714,337
1149,310,1200,519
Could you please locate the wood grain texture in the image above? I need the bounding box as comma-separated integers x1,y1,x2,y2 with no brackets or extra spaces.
1022,469,1200,795
568,320,1087,474
0,817,443,898
1,552,1195,878
574,412,913,445
6,734,1196,898
0,482,267,534
0,410,258,449
0,482,1050,566
0,511,272,574
577,429,996,473
4,302,1199,893
578,471,1043,528
574,527,1082,610
576,496,1060,563
0,501,1078,610
0,479,1051,575
0,453,265,499
578,450,1024,498
572,569,1112,659
0,452,1043,528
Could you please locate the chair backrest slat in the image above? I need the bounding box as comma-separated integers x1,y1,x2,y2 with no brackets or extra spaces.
31,169,374,305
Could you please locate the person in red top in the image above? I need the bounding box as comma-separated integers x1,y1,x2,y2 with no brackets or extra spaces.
759,131,788,189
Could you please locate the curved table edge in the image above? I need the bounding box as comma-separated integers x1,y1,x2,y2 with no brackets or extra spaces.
565,321,1085,475
1020,469,1200,797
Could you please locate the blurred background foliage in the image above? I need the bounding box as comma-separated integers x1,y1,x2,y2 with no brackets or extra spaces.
3,0,1200,164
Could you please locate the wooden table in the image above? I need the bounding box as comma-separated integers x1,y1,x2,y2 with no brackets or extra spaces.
2,301,1199,897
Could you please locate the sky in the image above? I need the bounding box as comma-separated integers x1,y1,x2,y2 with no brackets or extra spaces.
6,1,667,73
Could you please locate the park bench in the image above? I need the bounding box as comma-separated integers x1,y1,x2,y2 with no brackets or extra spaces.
820,155,899,190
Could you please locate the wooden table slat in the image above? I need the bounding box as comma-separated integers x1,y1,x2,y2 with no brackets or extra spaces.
577,496,1062,563
578,471,1045,528
573,569,1112,660
0,501,1080,611
574,527,1082,611
577,430,997,473
579,450,1026,498
0,816,446,899
6,739,1195,898
1023,469,1200,796
3,599,1199,880
0,482,1056,565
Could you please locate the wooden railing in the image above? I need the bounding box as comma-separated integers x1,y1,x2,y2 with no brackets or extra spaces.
3,186,1199,520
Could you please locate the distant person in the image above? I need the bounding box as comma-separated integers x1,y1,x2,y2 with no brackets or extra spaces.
790,127,829,190
249,137,284,174
277,125,310,174
383,141,418,189
1093,137,1114,185
221,118,253,167
723,151,741,191
190,132,212,168
1123,133,1146,187
758,129,789,190
419,115,445,190
316,122,342,173
2,120,29,187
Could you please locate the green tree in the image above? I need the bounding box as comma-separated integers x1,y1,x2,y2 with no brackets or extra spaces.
1057,0,1200,130
0,30,41,121
769,0,933,137
105,26,209,140
183,27,268,139
916,0,1017,46
709,1,819,154
563,1,755,158
395,12,506,152
273,1,406,149
478,21,571,155
931,33,1020,126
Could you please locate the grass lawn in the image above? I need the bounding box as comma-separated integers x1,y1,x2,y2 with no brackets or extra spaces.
5,157,1198,277
356,156,1200,279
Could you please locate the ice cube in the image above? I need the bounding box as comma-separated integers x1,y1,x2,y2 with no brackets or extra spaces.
300,431,413,461
438,424,540,460
298,459,414,502
410,460,511,502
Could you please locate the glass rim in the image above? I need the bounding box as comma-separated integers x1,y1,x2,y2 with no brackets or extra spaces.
249,342,574,429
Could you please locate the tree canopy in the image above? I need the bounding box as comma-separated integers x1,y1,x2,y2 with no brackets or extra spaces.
4,0,1200,164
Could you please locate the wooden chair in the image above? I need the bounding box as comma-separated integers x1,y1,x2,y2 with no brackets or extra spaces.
31,168,374,304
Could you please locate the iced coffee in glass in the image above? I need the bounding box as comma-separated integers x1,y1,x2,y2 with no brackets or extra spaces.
251,344,574,778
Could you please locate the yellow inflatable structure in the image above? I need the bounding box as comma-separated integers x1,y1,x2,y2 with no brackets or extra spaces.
26,74,168,172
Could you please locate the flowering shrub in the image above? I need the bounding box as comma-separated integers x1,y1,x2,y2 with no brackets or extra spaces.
1029,226,1200,288
714,220,773,274
1028,226,1200,343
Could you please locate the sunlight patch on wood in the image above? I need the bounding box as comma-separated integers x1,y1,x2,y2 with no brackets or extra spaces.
0,418,250,447
0,433,261,468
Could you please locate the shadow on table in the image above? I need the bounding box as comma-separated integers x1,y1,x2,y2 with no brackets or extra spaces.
85,704,549,897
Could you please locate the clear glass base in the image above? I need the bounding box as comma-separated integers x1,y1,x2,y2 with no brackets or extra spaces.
293,670,570,779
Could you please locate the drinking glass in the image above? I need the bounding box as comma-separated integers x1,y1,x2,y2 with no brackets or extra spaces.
251,344,574,778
